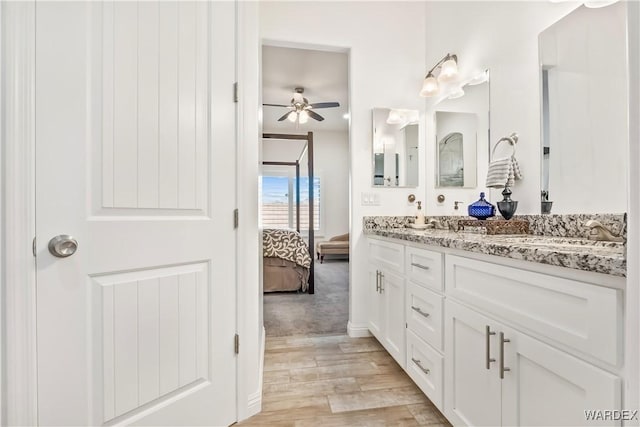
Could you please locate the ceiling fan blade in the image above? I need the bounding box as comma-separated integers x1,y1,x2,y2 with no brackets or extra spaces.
277,111,294,122
309,102,340,109
307,110,325,122
263,103,290,108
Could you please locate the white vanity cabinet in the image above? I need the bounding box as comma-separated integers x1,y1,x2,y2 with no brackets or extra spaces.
365,235,625,427
367,239,406,368
445,300,621,427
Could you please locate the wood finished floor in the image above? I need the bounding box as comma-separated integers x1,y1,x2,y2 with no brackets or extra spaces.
238,334,451,426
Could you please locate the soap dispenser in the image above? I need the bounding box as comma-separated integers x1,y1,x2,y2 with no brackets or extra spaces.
415,201,426,225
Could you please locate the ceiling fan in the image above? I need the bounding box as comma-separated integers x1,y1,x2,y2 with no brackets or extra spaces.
263,87,340,123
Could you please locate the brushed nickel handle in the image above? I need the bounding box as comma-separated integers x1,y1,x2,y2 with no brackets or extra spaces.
376,271,380,293
500,332,511,379
379,272,384,293
486,325,496,370
411,357,430,375
411,305,430,318
48,234,78,258
411,262,430,271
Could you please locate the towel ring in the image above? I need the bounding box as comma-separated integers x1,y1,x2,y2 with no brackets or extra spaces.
491,132,518,158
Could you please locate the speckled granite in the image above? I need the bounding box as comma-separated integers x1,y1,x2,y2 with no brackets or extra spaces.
363,213,627,240
364,228,626,277
363,214,627,277
515,214,626,239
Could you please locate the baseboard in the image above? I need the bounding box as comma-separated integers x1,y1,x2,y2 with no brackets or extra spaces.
246,326,265,417
347,321,371,338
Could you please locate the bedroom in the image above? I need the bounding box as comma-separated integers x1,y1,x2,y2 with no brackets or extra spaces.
260,45,350,337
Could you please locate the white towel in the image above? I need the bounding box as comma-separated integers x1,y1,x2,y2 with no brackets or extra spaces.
486,156,523,188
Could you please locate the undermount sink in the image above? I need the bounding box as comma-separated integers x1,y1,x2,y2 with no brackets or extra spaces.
499,235,624,249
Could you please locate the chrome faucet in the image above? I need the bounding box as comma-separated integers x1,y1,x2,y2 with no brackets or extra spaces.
585,220,624,242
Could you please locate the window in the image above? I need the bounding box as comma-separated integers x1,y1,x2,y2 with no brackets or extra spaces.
261,172,320,232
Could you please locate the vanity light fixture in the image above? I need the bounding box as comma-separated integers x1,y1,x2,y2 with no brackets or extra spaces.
420,53,459,97
447,86,465,100
386,110,404,124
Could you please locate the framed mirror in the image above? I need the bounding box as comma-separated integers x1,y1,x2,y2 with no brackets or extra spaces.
372,108,419,187
432,70,489,189
539,3,627,214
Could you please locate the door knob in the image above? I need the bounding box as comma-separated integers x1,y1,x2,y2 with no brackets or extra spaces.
48,235,78,258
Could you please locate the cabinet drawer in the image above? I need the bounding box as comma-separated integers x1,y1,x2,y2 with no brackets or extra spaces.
445,255,622,366
405,246,443,291
368,238,404,273
406,329,443,411
407,282,443,351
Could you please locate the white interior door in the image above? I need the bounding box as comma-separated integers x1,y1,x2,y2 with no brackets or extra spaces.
35,1,237,425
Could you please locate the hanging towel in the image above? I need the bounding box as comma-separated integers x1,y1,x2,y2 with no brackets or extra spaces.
486,156,523,188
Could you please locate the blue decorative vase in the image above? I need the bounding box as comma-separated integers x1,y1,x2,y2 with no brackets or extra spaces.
468,192,495,220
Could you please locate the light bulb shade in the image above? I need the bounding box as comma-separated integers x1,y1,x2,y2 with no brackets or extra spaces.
420,75,439,97
584,0,619,7
287,111,297,122
438,57,458,83
386,110,403,124
298,110,309,124
448,87,465,99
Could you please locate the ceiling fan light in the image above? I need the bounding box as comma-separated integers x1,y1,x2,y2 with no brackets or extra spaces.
438,57,458,83
298,110,309,124
420,74,439,97
288,112,297,123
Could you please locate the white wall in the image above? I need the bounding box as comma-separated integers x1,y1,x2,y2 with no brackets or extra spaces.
312,131,350,240
260,0,427,336
541,3,627,214
424,1,580,214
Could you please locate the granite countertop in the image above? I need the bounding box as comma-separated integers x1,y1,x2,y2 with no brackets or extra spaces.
365,227,626,277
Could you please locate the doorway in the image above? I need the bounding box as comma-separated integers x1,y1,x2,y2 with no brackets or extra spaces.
260,44,350,337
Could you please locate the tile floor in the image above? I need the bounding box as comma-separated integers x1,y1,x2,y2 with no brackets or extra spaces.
238,334,450,426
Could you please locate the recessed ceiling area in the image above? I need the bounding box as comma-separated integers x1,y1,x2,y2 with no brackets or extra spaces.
262,45,349,133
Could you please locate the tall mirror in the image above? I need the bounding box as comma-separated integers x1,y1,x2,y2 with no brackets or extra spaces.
539,3,627,214
372,108,419,187
432,71,489,189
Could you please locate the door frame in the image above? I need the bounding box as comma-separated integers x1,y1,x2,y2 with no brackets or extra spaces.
1,1,257,424
1,1,38,425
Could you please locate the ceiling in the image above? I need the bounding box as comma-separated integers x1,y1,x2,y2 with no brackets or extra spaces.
262,45,349,133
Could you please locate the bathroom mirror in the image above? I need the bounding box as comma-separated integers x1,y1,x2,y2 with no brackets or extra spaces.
539,3,627,214
432,72,489,189
372,108,419,187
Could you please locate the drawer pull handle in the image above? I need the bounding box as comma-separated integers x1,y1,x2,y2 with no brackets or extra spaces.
411,262,430,271
411,357,430,374
411,305,430,318
500,332,511,379
379,272,384,293
376,271,380,293
486,325,496,370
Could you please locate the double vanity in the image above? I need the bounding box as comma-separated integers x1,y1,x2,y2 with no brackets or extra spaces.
364,215,627,426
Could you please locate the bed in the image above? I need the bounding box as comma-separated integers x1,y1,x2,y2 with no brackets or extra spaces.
263,229,312,292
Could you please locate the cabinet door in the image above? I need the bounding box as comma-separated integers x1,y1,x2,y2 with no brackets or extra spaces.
367,265,384,341
501,325,621,427
445,300,502,427
381,269,406,368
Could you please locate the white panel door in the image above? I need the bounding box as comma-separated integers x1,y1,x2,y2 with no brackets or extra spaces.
444,300,502,427
368,265,383,341
381,269,406,368
35,2,237,425
501,324,621,427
